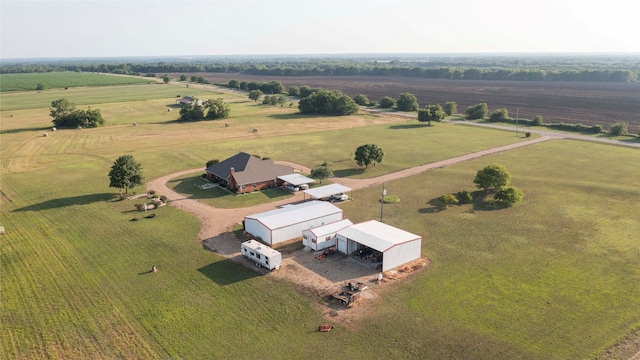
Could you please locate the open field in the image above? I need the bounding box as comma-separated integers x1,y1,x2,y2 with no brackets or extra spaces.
1,82,639,359
182,72,640,129
0,72,155,92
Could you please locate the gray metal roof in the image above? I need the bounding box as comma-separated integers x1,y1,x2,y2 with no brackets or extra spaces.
337,220,421,252
305,219,353,237
245,201,342,230
277,173,316,186
303,183,351,199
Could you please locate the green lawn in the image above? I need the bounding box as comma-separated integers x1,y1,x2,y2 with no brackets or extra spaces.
1,80,638,359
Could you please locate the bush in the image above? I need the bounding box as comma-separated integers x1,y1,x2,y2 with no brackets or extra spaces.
494,186,524,206
353,94,370,106
525,132,532,138
148,190,156,195
456,190,473,204
379,96,396,109
532,115,544,126
438,194,459,207
489,108,509,122
159,195,168,202
609,122,629,136
465,103,488,120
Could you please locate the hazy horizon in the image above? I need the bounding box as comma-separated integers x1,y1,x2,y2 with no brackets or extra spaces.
1,0,639,60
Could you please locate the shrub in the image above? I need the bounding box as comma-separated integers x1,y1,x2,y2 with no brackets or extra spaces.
532,115,544,126
465,103,488,120
159,195,168,202
456,190,473,204
379,96,396,109
525,132,532,138
353,94,370,106
609,122,629,136
494,186,524,206
488,108,509,122
438,194,459,207
148,190,156,195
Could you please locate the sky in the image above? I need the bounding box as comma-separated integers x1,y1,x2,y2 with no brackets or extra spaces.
1,0,638,59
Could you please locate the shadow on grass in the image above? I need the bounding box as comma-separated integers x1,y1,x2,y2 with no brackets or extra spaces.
388,123,429,130
418,191,511,214
418,198,445,214
13,193,117,212
332,168,365,177
197,259,262,286
0,126,52,135
267,113,325,120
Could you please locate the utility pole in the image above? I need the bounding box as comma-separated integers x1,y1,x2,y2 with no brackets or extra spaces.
380,183,386,222
516,107,519,138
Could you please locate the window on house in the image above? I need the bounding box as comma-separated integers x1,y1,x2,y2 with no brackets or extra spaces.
325,236,331,241
253,183,257,187
256,254,261,259
265,259,269,264
250,252,255,257
312,238,317,243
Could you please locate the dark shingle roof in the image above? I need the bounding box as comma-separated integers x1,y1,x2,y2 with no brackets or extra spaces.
206,152,294,185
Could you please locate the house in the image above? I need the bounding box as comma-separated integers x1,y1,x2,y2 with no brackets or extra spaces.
206,152,294,193
335,220,422,272
244,201,343,246
302,219,353,251
177,96,205,106
241,240,281,270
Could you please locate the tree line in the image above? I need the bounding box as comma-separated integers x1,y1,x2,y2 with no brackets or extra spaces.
3,56,638,82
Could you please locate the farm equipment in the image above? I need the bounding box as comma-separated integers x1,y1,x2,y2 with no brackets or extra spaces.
347,282,368,292
318,324,333,332
331,289,360,306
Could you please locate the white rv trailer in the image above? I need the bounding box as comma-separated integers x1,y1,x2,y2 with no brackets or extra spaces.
240,239,282,270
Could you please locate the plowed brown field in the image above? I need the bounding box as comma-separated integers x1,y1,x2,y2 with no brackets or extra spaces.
176,73,640,129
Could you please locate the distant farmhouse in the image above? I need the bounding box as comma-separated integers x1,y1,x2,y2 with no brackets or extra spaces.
206,152,295,193
177,96,205,106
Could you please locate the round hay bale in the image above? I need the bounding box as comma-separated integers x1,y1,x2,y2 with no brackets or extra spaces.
77,126,82,130
0,226,5,235
52,127,57,131
43,133,48,137
167,108,171,112
132,122,137,126
252,128,258,132
225,123,229,127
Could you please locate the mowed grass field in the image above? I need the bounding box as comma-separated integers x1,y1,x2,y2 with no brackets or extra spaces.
1,77,639,359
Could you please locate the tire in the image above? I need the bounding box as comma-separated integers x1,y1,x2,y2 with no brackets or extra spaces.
275,264,280,270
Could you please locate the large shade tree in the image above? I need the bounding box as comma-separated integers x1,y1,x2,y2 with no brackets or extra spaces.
354,144,384,169
396,92,419,112
109,155,144,198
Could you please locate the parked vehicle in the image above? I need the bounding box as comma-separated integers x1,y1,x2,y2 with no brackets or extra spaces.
331,193,348,201
284,184,299,192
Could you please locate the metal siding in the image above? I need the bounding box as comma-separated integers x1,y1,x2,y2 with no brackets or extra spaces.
244,218,272,245
382,238,422,271
271,213,343,245
337,235,347,254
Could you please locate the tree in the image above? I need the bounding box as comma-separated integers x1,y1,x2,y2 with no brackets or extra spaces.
444,101,457,116
354,144,384,169
109,155,143,198
206,159,219,168
179,74,188,81
248,90,263,101
298,89,358,116
609,122,629,136
379,96,396,109
465,103,488,120
50,99,104,128
438,194,459,207
50,98,75,119
310,165,333,184
205,98,231,120
228,79,239,89
396,92,419,111
494,186,524,206
162,74,171,84
489,108,509,122
532,115,544,126
418,104,446,125
474,163,511,192
178,103,205,122
36,82,46,90
353,94,370,106
288,86,300,97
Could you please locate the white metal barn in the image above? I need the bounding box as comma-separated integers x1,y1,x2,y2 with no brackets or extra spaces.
335,220,422,272
241,240,282,270
244,201,343,246
302,219,354,251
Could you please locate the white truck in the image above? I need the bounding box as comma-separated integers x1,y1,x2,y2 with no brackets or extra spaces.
241,240,282,270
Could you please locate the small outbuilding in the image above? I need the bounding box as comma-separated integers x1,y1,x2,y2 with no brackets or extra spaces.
336,220,422,272
244,201,343,246
241,240,282,270
302,219,353,251
277,173,316,190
